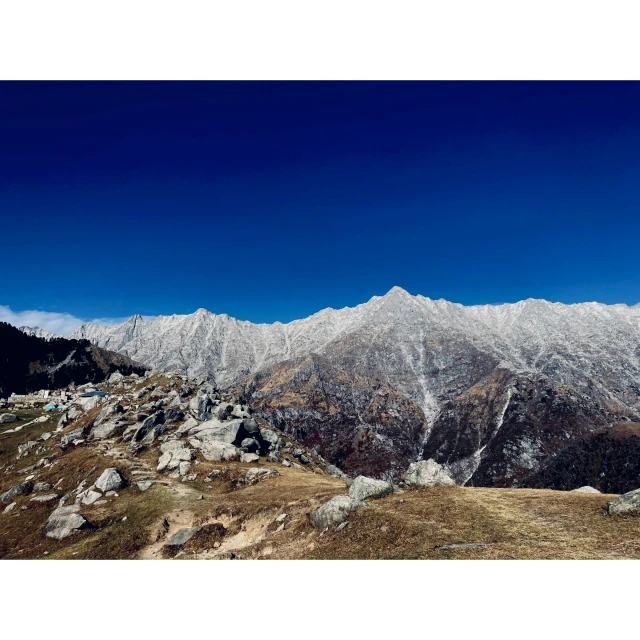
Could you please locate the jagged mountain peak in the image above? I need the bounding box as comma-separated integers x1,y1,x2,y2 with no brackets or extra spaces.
384,285,412,297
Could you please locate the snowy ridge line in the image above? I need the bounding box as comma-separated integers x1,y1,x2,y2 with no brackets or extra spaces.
70,286,640,404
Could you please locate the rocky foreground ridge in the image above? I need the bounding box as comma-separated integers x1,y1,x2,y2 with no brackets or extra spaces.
3,370,640,559
68,288,640,488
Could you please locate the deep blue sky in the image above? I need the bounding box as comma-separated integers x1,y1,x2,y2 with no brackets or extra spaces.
2,81,640,324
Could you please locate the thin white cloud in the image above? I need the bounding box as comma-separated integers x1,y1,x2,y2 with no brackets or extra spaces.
0,305,154,337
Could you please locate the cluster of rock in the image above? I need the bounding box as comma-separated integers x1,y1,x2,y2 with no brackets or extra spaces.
1,465,125,539
44,468,125,539
2,368,348,550
309,459,456,531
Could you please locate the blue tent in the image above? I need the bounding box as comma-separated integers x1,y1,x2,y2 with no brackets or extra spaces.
44,403,64,411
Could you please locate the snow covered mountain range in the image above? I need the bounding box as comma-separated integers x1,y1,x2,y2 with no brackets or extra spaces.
70,287,640,485
19,326,57,340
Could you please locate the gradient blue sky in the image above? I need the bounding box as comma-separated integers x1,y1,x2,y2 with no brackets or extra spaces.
2,81,640,329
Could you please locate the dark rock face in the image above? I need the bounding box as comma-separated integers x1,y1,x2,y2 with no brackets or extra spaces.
424,370,618,487
235,354,426,480
523,425,640,494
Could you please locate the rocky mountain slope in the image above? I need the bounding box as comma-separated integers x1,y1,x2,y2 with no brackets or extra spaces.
70,288,640,486
0,322,147,397
2,370,640,560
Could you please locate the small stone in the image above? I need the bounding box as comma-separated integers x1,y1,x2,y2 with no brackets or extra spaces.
435,543,487,551
243,467,279,485
165,526,202,546
79,489,103,505
95,468,124,492
1,480,33,504
30,494,59,503
2,502,17,514
157,451,173,472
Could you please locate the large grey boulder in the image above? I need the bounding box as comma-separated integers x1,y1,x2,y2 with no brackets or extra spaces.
160,440,190,454
45,504,87,540
77,395,102,411
190,394,213,421
240,437,259,452
163,407,184,424
572,486,601,494
0,413,17,424
175,416,199,436
242,418,260,436
95,468,124,493
405,459,456,487
189,418,245,444
196,441,240,462
91,418,127,440
60,427,86,448
93,403,123,428
259,427,279,448
348,476,393,501
157,451,173,472
604,488,640,516
1,480,33,503
33,482,52,493
67,406,82,421
157,446,194,472
108,371,124,384
127,411,165,450
309,495,364,531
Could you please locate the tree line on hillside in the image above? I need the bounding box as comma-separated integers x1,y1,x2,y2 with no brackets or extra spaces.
0,322,146,397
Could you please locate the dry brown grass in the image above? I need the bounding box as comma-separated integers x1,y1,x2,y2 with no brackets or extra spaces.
303,486,640,560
